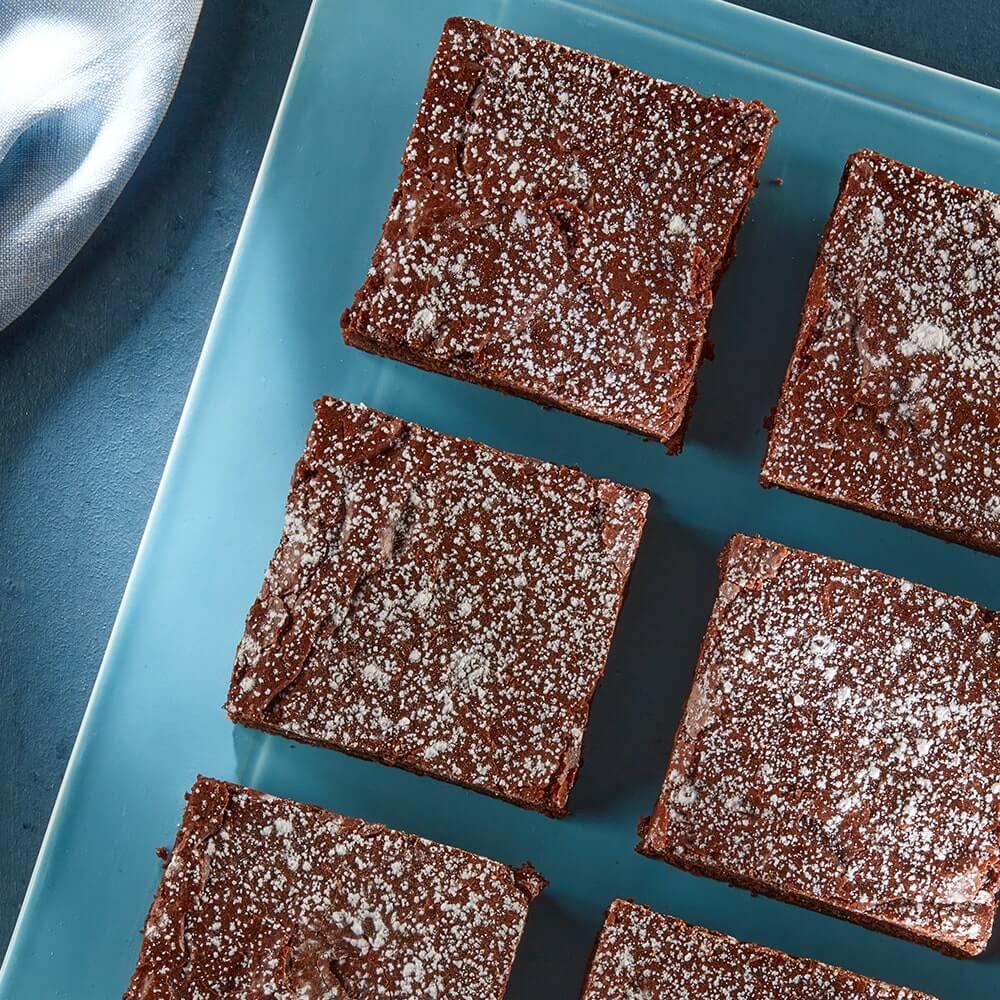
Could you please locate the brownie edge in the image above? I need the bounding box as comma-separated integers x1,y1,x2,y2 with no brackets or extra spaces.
581,899,937,999
226,397,649,817
342,17,776,451
638,533,1000,958
124,777,545,999
761,150,1000,555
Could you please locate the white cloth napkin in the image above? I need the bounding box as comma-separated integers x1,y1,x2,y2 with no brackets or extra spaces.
0,0,202,331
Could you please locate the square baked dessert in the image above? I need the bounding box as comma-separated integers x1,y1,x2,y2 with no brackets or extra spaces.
124,777,544,999
226,397,648,816
638,534,1000,957
342,17,777,452
762,150,1000,554
582,899,935,999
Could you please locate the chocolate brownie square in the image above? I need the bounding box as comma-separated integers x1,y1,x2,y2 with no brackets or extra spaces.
762,150,1000,554
342,17,777,451
124,777,544,998
638,534,1000,957
582,899,936,999
226,397,648,816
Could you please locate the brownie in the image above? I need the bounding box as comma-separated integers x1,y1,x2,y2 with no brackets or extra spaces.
762,150,1000,555
124,778,544,999
638,534,1000,957
581,899,936,999
226,397,648,816
342,17,777,452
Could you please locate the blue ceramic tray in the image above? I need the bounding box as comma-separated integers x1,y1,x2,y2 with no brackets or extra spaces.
3,1,998,997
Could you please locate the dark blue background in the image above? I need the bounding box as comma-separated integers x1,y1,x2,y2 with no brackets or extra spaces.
0,0,996,955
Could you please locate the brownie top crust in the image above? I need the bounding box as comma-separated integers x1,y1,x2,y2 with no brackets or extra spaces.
342,17,776,450
639,534,1000,956
124,778,544,999
226,397,648,815
582,899,936,999
762,150,1000,553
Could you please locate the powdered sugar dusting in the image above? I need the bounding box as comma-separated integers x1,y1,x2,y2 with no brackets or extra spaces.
125,778,544,998
640,535,1000,957
226,397,648,815
898,319,951,357
584,900,935,999
343,17,776,450
763,150,1000,553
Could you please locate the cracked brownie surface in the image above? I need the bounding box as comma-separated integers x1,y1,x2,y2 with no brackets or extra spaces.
639,534,1000,957
124,777,544,999
762,150,1000,553
342,17,776,451
226,397,648,816
582,899,936,999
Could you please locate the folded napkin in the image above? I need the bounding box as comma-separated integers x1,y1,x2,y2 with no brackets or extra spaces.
0,0,202,331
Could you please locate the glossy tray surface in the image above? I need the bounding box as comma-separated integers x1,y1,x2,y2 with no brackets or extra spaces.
2,1,998,996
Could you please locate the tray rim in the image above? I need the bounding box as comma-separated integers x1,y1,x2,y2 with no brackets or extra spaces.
4,0,1000,987
582,0,1000,137
0,0,324,984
